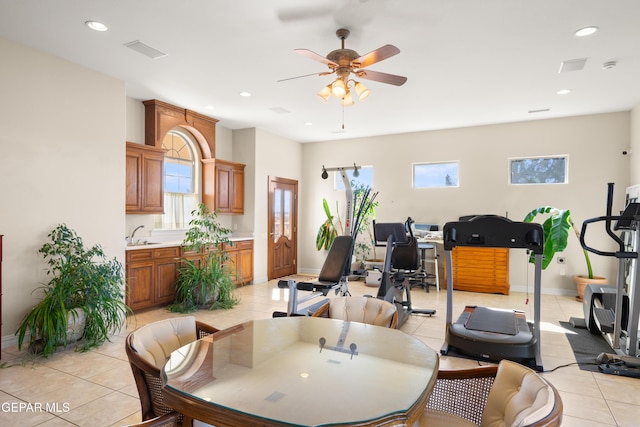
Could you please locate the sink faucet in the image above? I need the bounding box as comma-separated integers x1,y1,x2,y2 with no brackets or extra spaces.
127,225,145,245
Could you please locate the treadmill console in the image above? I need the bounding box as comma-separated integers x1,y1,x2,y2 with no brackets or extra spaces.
443,215,543,253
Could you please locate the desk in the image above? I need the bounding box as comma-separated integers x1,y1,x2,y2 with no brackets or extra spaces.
417,237,443,292
162,317,439,427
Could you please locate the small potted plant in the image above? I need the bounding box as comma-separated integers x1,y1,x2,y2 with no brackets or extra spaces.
524,207,606,301
169,203,239,312
16,224,129,357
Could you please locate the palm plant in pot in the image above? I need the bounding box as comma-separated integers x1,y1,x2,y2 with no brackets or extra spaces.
169,203,239,313
16,224,129,357
523,207,606,301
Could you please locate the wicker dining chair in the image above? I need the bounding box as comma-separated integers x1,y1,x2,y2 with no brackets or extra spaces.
312,296,398,328
417,359,563,427
125,316,219,425
120,412,179,427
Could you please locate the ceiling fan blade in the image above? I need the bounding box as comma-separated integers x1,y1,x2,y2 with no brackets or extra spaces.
277,71,333,83
356,69,407,86
353,44,400,68
294,49,338,67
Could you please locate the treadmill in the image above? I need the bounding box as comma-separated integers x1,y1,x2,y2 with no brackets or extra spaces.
440,215,545,371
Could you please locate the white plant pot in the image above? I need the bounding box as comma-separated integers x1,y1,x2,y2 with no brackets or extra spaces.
365,269,382,287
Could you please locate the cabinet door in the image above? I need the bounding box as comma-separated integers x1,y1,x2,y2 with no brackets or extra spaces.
142,154,164,213
125,151,142,212
236,248,253,285
215,163,232,213
231,167,244,214
127,261,154,310
155,259,178,304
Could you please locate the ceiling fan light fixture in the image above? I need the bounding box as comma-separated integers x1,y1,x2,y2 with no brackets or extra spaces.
317,85,331,103
331,79,347,98
342,90,354,106
354,81,370,101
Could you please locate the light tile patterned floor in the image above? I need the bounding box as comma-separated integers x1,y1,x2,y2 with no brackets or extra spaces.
1,277,637,426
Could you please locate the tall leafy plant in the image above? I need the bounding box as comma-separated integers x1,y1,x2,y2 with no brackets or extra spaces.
523,206,594,278
169,203,239,312
16,224,128,357
315,198,340,250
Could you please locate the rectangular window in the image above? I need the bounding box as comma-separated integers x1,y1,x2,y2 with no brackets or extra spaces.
336,166,374,190
413,162,459,188
510,156,567,185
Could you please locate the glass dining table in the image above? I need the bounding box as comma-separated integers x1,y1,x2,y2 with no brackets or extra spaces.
162,316,439,427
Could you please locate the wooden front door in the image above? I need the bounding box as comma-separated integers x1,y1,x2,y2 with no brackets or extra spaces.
268,176,298,280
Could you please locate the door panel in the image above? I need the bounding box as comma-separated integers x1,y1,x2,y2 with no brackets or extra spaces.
268,177,298,280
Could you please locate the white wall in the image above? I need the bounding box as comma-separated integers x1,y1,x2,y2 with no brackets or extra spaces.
234,128,302,283
300,112,631,295
630,104,640,185
0,38,126,343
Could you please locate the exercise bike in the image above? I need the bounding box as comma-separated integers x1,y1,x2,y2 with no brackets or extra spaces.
374,220,436,328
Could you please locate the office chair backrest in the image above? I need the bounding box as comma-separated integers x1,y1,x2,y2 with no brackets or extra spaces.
318,235,353,283
391,236,420,271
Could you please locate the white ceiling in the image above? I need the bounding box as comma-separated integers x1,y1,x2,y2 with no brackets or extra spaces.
1,0,639,143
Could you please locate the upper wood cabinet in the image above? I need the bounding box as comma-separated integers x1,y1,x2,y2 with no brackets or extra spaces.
126,142,165,214
202,159,246,214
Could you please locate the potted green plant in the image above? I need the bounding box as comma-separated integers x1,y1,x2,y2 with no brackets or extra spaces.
16,224,129,357
523,207,606,301
316,198,340,250
169,203,239,312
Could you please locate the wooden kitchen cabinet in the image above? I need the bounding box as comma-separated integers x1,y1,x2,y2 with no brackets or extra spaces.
126,246,180,311
126,240,254,311
223,240,254,285
126,142,165,214
202,159,245,214
442,246,510,295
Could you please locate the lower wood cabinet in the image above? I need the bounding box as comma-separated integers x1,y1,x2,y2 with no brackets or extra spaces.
441,246,510,295
224,240,254,285
126,246,180,311
126,239,254,311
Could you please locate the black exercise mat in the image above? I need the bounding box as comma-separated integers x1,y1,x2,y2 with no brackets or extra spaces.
560,321,612,372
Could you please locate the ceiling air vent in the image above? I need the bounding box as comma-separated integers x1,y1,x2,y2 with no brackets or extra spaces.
124,40,168,59
558,58,587,73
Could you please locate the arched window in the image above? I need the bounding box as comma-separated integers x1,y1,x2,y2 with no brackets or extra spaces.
155,130,200,229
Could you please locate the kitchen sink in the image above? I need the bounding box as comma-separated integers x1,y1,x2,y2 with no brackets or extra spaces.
127,241,161,247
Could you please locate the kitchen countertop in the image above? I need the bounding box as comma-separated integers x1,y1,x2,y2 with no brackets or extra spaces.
125,236,254,251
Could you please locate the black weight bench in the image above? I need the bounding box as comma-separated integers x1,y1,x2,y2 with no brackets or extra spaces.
273,235,353,317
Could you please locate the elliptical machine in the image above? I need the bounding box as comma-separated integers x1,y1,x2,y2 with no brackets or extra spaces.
576,183,640,377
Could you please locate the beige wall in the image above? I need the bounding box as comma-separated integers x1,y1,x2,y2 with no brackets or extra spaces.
246,128,303,283
630,104,640,185
300,112,631,295
0,38,126,343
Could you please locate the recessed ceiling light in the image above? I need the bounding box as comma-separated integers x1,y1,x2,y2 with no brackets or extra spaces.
575,26,598,37
239,92,251,97
304,122,313,126
557,89,571,95
204,105,214,110
85,20,108,32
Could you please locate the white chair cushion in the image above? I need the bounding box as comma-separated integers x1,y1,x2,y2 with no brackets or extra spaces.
131,316,198,369
328,297,396,327
482,360,555,427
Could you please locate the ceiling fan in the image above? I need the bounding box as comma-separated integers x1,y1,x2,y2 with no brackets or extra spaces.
279,28,407,105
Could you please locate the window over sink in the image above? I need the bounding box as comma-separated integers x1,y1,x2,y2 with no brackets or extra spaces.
155,130,200,229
